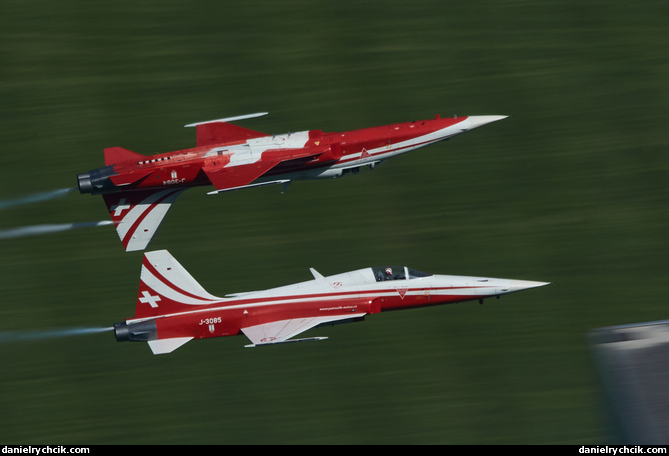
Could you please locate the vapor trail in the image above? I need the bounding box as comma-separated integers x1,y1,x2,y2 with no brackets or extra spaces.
0,187,76,210
0,220,113,240
0,326,113,344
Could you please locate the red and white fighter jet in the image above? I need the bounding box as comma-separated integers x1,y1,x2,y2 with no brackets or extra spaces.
78,112,506,251
113,250,549,354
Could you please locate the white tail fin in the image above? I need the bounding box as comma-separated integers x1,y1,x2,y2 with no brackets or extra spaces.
134,250,222,319
103,189,185,252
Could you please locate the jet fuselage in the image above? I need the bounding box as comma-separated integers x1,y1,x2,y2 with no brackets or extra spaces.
115,251,548,353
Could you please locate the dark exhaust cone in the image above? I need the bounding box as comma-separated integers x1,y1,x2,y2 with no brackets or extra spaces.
113,320,158,342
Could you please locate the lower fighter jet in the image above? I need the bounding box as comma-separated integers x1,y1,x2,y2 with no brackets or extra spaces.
114,250,549,354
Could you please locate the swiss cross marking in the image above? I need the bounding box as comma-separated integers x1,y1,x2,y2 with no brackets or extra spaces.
139,291,161,308
111,198,131,216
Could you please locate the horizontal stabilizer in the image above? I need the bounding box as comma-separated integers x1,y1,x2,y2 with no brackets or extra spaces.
104,147,145,166
148,337,193,355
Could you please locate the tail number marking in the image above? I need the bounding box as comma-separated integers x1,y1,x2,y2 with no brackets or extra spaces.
163,178,186,186
163,170,186,186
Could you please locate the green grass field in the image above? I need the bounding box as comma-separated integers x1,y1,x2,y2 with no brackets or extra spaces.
1,0,668,444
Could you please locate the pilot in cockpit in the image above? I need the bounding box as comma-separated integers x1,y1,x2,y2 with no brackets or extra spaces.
385,267,405,280
374,266,407,281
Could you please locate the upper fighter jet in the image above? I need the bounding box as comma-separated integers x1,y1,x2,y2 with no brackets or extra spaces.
77,112,506,251
114,250,548,354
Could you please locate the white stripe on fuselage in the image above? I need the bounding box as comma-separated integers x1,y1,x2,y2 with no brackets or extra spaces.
203,131,312,166
131,278,498,325
335,123,465,167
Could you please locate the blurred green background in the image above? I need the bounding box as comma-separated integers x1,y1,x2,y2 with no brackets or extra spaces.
1,0,668,444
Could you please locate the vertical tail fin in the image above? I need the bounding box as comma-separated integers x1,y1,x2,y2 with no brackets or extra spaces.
102,189,185,251
135,250,222,319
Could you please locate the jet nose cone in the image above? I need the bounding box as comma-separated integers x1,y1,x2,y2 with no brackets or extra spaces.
465,115,508,130
506,279,551,293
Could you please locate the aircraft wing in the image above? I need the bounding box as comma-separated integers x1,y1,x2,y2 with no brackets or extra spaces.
102,188,185,251
203,160,281,192
241,314,366,347
203,148,326,193
185,113,269,147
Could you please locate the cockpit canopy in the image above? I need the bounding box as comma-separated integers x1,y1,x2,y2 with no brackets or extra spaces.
372,266,432,282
